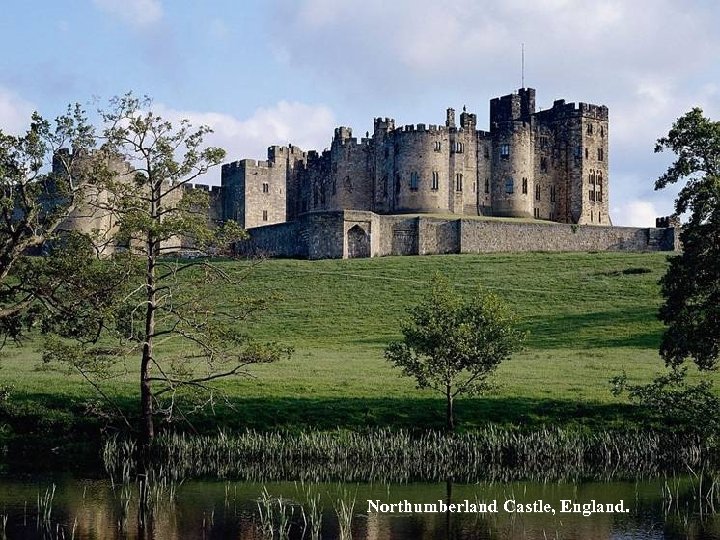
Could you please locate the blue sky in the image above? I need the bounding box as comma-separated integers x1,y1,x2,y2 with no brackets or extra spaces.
2,0,719,226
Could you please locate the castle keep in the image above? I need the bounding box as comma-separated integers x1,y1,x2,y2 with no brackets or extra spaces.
221,88,610,230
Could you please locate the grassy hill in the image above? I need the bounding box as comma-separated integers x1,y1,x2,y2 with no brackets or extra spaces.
3,251,713,435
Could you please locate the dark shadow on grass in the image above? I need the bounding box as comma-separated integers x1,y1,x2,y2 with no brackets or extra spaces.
185,396,645,433
523,307,662,349
8,392,646,433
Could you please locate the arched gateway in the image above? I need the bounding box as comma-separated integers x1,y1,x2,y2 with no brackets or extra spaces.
346,224,370,258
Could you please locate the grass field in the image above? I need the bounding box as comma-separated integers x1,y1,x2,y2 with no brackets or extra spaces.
2,251,715,435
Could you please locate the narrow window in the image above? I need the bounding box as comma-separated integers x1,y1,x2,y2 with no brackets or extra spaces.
535,184,540,201
500,143,510,159
600,126,605,137
484,146,490,159
598,173,603,202
505,178,514,194
597,148,604,161
409,172,419,191
522,177,528,195
587,123,593,135
455,173,463,191
484,178,489,194
550,185,556,203
331,179,336,195
434,141,441,152
540,156,548,172
431,171,439,191
585,148,589,159
589,189,595,202
262,182,269,193
591,210,594,223
382,175,388,197
472,182,476,193
262,210,268,221
534,208,540,218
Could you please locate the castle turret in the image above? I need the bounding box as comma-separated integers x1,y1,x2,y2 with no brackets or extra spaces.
490,89,536,218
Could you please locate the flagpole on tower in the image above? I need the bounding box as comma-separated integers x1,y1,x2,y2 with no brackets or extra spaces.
521,43,525,89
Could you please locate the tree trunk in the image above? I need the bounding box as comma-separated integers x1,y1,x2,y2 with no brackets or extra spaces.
140,186,159,455
446,386,454,432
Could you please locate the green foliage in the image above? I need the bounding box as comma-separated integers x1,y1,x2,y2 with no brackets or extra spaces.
654,108,720,370
0,105,103,343
385,274,525,429
39,94,287,445
611,367,720,435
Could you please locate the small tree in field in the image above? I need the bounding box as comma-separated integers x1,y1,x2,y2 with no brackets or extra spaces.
385,275,525,431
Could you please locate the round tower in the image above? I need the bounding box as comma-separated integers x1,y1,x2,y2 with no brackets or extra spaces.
489,89,536,218
392,124,450,213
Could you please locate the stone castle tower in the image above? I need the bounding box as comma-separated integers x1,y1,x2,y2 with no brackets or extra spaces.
221,88,610,229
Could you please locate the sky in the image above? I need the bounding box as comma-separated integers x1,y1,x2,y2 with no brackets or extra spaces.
1,0,719,226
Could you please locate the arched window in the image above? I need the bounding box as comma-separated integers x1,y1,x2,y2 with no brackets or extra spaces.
455,173,463,192
522,177,528,194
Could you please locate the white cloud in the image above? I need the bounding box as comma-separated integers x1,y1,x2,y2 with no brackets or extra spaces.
155,101,337,184
0,86,35,135
612,200,660,228
92,0,163,28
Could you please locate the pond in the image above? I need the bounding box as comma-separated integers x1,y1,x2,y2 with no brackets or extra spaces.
0,475,719,539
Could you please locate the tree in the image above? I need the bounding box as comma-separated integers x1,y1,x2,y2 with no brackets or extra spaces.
385,275,525,430
0,105,100,342
45,94,290,452
654,108,720,370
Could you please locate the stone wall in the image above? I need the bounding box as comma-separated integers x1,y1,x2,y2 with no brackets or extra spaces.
458,220,675,253
237,210,679,260
239,221,303,258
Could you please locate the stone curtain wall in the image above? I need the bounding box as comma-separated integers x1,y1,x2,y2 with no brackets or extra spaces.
457,220,675,253
238,210,678,260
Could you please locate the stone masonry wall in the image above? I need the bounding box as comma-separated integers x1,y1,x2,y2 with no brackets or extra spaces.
236,210,678,260
458,220,674,253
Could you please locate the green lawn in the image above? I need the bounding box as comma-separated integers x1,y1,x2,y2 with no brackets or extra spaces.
2,251,714,433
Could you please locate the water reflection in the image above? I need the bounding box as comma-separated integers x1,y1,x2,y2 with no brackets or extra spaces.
0,476,718,539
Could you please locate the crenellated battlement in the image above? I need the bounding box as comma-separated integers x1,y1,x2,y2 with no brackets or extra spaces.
535,99,609,121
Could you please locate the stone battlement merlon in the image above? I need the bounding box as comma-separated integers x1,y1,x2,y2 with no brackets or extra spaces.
393,123,450,134
534,100,609,121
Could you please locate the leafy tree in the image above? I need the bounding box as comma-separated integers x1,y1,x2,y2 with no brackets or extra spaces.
385,275,525,430
654,108,720,370
0,105,100,342
45,94,290,451
613,109,720,435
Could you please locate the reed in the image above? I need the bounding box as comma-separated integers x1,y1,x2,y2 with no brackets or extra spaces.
103,427,719,484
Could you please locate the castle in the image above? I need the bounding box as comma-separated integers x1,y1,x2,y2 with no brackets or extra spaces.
61,88,678,259
221,88,610,229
